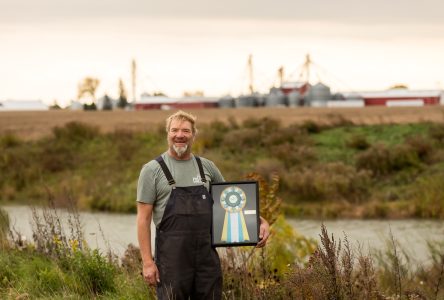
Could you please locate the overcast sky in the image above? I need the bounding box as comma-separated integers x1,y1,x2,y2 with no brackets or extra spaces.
1,0,444,106
2,0,444,23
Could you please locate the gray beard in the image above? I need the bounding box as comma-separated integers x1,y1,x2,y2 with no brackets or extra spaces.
173,144,188,157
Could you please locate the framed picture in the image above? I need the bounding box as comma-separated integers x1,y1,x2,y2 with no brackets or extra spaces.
210,181,260,247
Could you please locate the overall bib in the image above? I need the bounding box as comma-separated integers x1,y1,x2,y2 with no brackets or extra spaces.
155,156,222,300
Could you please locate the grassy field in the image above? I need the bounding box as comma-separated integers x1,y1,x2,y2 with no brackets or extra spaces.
1,106,444,140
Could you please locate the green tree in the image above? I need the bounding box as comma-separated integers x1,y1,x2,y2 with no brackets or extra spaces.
117,79,128,109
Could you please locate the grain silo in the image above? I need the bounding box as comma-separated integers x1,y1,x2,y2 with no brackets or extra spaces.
237,95,259,107
265,87,287,107
218,95,235,108
306,82,331,107
288,90,301,107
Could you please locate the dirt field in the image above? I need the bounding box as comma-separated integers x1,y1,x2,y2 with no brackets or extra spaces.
1,106,444,140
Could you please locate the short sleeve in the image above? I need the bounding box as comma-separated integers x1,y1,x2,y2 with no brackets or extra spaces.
202,159,225,183
136,162,157,204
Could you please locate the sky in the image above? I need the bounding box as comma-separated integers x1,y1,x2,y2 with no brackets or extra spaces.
1,0,444,107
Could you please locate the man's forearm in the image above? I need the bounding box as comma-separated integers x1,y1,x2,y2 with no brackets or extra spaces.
137,217,154,265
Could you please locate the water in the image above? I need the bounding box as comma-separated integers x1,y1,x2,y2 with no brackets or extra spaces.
2,205,444,264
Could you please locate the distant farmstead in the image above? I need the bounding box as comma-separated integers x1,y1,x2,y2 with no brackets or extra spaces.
0,100,49,111
134,94,218,110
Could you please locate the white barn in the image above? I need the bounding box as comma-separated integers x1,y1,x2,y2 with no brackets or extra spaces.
0,100,49,111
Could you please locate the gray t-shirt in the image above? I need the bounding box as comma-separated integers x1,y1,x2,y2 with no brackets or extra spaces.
137,152,225,227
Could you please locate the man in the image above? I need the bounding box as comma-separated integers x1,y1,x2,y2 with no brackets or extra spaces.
137,110,270,300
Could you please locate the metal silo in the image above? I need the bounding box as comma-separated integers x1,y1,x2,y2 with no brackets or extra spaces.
288,90,301,107
237,95,259,107
218,95,235,108
306,82,331,107
265,87,287,107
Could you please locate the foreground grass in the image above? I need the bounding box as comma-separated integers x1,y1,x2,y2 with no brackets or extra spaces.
1,204,444,300
1,117,444,218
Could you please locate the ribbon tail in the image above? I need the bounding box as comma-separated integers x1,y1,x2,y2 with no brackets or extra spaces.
221,212,228,242
239,212,250,241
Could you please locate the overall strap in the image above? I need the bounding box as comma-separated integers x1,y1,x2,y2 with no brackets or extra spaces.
194,156,207,183
155,156,176,186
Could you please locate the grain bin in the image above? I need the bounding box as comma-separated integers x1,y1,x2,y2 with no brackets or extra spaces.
237,95,259,107
306,82,331,107
288,90,301,107
218,95,235,108
265,87,287,107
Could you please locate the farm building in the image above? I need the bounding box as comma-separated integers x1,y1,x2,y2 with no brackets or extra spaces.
0,100,48,111
134,94,218,110
358,89,444,107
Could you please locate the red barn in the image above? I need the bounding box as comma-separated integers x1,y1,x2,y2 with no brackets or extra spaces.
360,89,444,106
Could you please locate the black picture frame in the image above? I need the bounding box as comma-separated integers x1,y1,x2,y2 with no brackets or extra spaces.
210,181,260,247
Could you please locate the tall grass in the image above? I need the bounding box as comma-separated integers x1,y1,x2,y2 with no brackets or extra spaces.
2,204,444,299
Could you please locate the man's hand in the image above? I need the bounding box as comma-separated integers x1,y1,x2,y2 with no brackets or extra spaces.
256,216,270,248
142,261,160,286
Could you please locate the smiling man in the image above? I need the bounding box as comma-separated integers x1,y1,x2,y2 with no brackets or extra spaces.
136,110,270,300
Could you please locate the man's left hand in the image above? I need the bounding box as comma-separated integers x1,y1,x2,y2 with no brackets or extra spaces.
256,216,270,248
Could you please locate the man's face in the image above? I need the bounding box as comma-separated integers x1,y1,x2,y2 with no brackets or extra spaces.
167,119,194,158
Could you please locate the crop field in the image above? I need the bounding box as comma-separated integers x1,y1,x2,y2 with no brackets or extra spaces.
1,106,444,139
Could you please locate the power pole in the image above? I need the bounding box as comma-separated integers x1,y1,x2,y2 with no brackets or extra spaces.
278,66,284,87
248,54,254,94
131,59,137,102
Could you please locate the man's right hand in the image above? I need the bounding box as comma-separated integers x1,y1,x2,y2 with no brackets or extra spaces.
142,261,160,286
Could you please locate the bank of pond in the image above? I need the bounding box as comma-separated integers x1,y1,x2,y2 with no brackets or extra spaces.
1,117,444,219
1,206,444,299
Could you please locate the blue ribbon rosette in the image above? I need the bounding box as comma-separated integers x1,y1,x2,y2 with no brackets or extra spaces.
220,186,250,243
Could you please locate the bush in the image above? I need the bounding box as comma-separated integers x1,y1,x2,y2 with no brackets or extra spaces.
405,134,435,162
0,208,9,248
300,120,322,133
356,143,421,176
270,144,316,169
222,128,263,152
284,163,371,203
263,124,311,147
345,134,370,150
52,121,99,145
411,175,444,218
68,249,117,295
0,132,22,148
429,123,444,143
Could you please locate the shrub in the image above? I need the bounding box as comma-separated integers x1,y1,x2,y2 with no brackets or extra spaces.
356,143,421,176
68,249,117,295
405,134,435,162
0,132,22,148
242,117,282,134
222,128,263,152
40,141,76,172
52,121,99,145
263,124,312,147
411,175,444,218
253,158,285,180
300,120,322,133
0,208,9,248
429,123,444,143
287,224,382,299
284,163,371,203
346,134,370,150
270,144,316,169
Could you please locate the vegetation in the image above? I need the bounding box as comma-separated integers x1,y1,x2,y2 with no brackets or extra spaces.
1,197,444,299
1,118,444,218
